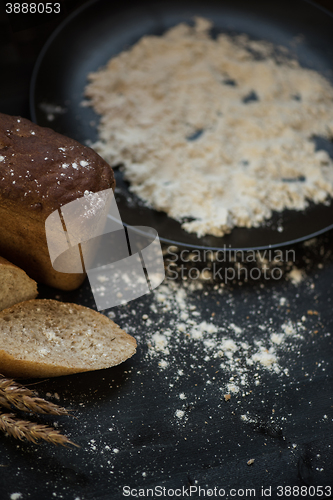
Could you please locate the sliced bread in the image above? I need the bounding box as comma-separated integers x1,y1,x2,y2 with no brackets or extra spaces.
0,299,137,378
0,256,38,311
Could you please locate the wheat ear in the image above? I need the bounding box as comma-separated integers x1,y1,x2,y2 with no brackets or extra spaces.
0,376,70,415
0,412,79,447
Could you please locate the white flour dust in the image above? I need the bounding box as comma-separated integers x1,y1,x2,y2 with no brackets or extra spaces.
112,277,317,399
85,17,333,237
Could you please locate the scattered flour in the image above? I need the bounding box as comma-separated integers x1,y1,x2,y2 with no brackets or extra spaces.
38,102,66,122
85,17,333,237
287,267,305,285
82,189,109,218
119,278,308,395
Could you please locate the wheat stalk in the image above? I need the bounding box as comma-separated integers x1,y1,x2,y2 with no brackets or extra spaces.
0,375,70,415
0,375,78,447
0,412,78,447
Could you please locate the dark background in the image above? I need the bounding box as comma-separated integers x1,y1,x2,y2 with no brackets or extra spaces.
0,0,89,116
1,1,333,499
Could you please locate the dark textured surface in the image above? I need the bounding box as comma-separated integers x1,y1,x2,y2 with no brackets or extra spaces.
0,1,333,499
1,240,333,500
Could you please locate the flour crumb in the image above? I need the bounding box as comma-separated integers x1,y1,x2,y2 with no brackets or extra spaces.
158,359,169,369
151,332,169,354
287,267,305,285
251,346,278,369
279,297,287,306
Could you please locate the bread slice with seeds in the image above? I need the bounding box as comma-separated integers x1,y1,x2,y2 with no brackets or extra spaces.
0,299,136,378
0,256,38,311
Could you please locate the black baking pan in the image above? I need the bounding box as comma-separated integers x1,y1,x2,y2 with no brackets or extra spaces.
30,0,333,251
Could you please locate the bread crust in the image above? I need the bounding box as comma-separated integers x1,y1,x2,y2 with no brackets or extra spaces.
0,255,38,310
0,113,115,216
0,350,85,378
0,113,116,289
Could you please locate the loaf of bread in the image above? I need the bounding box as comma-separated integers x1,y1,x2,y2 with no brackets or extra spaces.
0,299,137,378
0,113,116,290
0,256,38,311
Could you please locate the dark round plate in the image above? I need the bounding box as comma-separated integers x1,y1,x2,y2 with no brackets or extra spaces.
30,0,333,250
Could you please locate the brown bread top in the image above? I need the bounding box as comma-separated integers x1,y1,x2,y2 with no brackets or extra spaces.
0,113,115,219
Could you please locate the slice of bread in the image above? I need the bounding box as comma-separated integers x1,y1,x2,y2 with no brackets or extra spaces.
0,299,136,378
0,256,38,311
